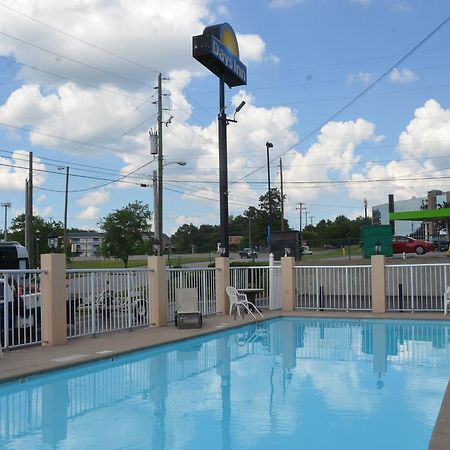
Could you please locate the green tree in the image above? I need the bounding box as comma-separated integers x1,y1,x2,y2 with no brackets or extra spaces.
99,201,152,267
9,214,64,255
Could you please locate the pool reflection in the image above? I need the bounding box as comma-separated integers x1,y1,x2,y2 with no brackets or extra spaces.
0,318,449,449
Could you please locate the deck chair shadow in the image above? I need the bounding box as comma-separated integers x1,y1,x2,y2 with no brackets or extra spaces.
443,286,450,315
226,286,264,320
175,288,202,329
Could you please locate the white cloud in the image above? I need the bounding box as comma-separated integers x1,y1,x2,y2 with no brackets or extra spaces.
350,0,371,5
389,68,417,83
269,0,305,8
236,33,267,64
283,118,379,207
347,99,450,206
397,99,450,161
77,206,100,220
347,71,375,85
78,190,110,207
0,150,47,190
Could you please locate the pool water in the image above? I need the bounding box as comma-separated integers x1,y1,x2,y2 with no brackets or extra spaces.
0,318,449,450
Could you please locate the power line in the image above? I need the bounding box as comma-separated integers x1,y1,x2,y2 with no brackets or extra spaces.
233,14,450,183
0,54,149,101
0,31,153,88
0,2,160,75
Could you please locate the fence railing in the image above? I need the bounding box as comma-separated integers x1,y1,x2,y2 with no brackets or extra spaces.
386,264,449,312
295,265,372,311
230,266,270,309
66,268,150,338
166,268,217,321
1,269,45,348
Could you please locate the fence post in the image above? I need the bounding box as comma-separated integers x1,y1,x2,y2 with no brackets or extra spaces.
148,256,167,327
41,253,67,346
371,255,386,313
215,257,230,315
281,256,295,311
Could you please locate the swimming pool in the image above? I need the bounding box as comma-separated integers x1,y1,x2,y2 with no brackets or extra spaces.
0,318,449,449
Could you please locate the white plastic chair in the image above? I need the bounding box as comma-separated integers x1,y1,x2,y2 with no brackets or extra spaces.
443,286,450,315
226,286,263,320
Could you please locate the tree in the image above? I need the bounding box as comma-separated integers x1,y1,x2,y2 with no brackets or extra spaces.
99,201,152,267
9,214,64,255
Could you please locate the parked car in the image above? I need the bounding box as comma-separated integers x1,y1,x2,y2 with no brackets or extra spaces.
238,248,258,259
433,240,450,252
392,235,434,255
302,245,312,255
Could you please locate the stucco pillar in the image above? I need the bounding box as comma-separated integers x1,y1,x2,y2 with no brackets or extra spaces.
148,256,167,327
41,253,67,346
281,256,296,311
371,255,386,313
215,257,230,315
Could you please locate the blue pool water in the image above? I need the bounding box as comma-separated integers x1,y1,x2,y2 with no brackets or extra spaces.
0,318,449,450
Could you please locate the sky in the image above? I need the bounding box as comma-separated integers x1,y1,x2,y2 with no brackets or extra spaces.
0,0,449,237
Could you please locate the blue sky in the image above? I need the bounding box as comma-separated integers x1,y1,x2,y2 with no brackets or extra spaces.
0,0,449,237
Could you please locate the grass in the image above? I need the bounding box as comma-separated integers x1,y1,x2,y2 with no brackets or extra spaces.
67,254,213,269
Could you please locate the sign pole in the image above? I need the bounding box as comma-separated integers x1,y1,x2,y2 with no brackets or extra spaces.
218,75,229,257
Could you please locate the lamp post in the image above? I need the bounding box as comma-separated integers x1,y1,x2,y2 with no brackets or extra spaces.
155,160,186,255
35,233,40,267
47,232,58,253
1,202,11,241
266,142,273,252
375,240,382,255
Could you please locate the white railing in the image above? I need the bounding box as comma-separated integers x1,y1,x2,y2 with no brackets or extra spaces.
230,266,270,309
386,264,450,312
166,268,217,321
1,269,45,349
66,269,151,338
295,265,372,311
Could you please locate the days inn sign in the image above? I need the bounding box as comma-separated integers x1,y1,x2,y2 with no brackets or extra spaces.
193,23,247,88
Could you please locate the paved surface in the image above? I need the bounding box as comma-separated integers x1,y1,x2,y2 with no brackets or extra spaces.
0,310,448,448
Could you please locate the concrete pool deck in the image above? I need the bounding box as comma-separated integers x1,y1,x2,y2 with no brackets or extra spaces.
0,310,449,448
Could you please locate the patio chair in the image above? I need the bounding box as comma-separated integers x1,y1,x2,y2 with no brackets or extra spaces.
444,286,450,315
175,288,202,329
226,286,264,320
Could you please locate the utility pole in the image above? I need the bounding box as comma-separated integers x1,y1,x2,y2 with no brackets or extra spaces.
157,73,164,256
296,202,304,231
296,202,304,257
310,215,315,226
266,142,273,252
25,152,33,265
364,198,368,220
153,170,159,253
1,202,11,241
305,209,308,230
279,158,284,231
63,166,69,258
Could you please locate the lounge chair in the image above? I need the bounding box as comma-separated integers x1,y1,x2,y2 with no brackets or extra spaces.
175,288,202,329
444,286,450,315
226,286,264,320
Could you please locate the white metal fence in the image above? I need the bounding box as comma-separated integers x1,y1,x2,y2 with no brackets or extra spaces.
66,269,150,338
1,269,44,349
166,268,217,321
295,265,372,311
230,266,270,309
386,264,449,312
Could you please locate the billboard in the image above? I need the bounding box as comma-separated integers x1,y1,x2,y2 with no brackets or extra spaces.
193,23,247,88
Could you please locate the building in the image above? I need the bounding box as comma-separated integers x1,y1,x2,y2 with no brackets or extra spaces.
372,190,450,240
68,231,103,257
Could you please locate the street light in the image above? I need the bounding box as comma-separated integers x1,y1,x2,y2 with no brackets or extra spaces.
155,160,187,255
1,202,11,241
266,142,273,252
